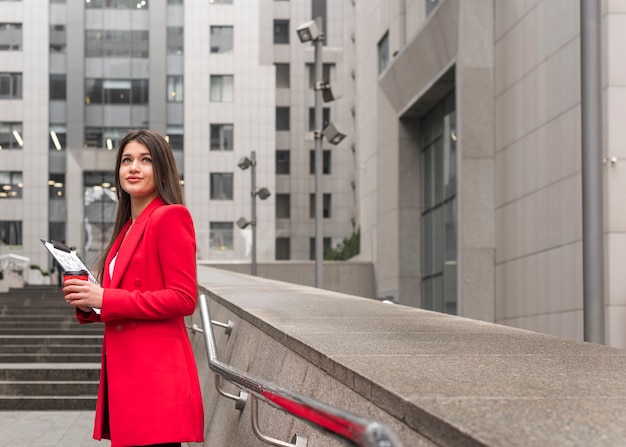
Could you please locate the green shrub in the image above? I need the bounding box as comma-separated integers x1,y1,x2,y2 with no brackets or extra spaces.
324,228,360,261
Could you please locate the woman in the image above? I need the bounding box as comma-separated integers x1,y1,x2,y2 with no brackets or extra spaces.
63,129,204,447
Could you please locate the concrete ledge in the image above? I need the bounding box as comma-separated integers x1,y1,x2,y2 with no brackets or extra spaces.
194,266,626,447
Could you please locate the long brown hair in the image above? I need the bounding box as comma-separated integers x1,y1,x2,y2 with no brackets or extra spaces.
93,129,184,282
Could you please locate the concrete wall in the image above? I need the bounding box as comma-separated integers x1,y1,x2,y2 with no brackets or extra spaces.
199,260,376,299
191,266,626,447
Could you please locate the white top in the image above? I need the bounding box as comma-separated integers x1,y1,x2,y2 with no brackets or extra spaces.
109,252,118,281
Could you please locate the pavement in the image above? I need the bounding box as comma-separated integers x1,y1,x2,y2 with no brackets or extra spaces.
0,411,106,447
0,412,200,446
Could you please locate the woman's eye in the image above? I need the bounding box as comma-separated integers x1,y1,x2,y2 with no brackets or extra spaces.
142,157,152,163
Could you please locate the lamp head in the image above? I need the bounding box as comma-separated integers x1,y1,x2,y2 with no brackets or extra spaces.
236,217,251,229
238,156,252,170
257,187,271,200
322,84,342,103
323,121,346,145
297,20,320,43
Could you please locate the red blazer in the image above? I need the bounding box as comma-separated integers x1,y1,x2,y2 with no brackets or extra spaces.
77,197,204,447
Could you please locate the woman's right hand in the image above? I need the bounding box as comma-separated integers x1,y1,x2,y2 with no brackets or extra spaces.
63,279,104,312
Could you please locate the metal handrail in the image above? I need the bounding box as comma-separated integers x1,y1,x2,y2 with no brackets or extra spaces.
195,293,402,447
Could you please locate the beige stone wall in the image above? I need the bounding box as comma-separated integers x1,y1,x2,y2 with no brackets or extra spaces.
493,1,585,340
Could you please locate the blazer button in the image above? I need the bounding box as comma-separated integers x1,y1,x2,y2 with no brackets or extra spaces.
129,322,137,329
116,324,122,331
134,279,142,287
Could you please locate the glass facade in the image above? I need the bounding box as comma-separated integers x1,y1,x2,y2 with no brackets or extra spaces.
420,91,457,315
0,122,23,150
83,172,117,268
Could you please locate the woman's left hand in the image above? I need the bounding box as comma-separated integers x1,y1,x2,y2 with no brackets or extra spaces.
63,279,104,312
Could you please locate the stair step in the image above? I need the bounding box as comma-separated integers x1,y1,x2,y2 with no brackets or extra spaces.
0,364,101,381
0,285,104,411
0,395,97,411
0,335,103,346
0,353,102,363
0,380,99,396
0,345,101,354
0,329,104,336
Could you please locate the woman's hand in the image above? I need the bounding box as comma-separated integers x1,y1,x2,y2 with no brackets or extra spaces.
62,279,104,313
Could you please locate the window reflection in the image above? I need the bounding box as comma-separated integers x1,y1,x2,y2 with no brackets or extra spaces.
83,171,117,267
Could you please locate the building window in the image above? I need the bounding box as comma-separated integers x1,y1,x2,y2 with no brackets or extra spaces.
308,107,330,131
166,125,183,150
210,26,233,54
276,194,290,219
420,91,457,315
83,171,117,266
210,124,233,151
0,221,22,246
209,222,234,251
309,237,331,261
50,74,66,100
0,73,22,99
378,31,389,74
309,193,331,218
48,173,65,199
210,75,234,102
0,23,22,51
275,63,290,88
309,149,331,174
273,19,289,44
50,24,66,53
85,79,149,105
426,0,441,16
311,0,327,40
49,124,66,151
276,107,290,131
167,26,183,54
276,150,290,174
84,127,130,150
0,122,23,150
210,173,233,200
307,63,332,89
167,75,183,102
49,222,66,246
85,0,149,9
85,30,149,58
275,237,290,260
0,172,23,199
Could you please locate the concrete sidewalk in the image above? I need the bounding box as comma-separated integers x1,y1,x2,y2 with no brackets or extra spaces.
0,411,106,447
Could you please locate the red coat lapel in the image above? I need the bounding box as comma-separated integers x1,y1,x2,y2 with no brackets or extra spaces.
106,197,165,289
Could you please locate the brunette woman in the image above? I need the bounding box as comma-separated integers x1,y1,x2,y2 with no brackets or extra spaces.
63,129,204,447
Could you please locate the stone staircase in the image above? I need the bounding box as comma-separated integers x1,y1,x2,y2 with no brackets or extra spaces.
0,285,103,410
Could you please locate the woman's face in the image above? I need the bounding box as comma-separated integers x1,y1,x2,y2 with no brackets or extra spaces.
119,140,158,201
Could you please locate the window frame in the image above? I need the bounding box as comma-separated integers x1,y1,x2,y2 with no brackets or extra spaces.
0,72,22,99
273,19,289,44
0,171,23,199
210,123,234,151
210,25,234,54
209,221,234,251
210,75,234,102
210,172,234,200
0,23,22,51
0,220,22,246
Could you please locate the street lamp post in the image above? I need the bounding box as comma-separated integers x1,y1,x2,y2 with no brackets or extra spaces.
313,20,324,289
237,151,270,276
297,18,346,288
